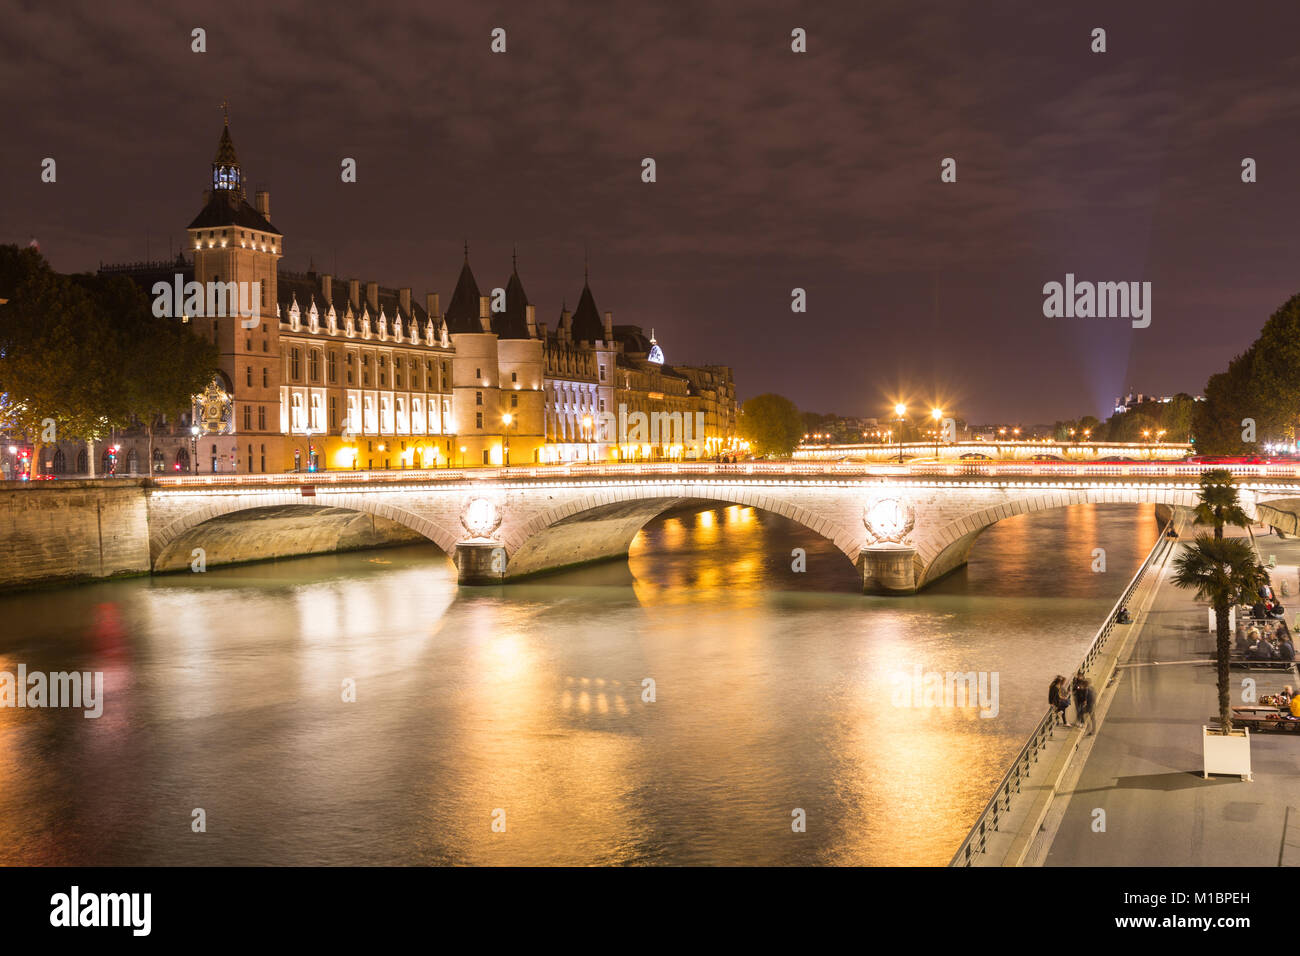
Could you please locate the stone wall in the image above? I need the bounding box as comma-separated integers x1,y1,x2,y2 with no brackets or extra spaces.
0,479,151,589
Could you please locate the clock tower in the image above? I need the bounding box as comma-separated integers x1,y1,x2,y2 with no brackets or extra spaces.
185,105,284,473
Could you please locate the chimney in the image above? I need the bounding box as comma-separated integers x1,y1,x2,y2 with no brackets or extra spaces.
478,295,491,332
526,303,537,337
321,273,332,304
349,279,360,311
426,292,438,318
255,190,270,218
603,310,613,342
560,308,572,343
366,281,379,314
399,287,411,315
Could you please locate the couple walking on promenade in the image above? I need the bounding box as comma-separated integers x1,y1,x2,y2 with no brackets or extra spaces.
1049,673,1096,734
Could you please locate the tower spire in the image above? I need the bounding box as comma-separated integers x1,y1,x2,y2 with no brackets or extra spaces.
220,97,230,126
463,239,469,263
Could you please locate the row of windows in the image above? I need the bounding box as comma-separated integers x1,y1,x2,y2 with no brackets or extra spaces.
283,347,451,390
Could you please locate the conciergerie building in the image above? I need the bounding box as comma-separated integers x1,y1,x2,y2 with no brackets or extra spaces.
66,116,737,476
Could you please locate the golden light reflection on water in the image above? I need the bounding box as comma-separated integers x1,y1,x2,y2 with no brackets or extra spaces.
0,502,1157,865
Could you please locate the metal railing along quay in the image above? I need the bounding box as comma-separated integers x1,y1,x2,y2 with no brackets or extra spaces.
948,517,1177,867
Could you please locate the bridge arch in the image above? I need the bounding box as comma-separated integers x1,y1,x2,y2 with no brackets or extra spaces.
911,485,1201,589
146,490,462,571
499,484,860,579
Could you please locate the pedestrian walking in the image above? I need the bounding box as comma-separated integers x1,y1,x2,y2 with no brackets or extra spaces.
1073,672,1088,729
1080,678,1097,735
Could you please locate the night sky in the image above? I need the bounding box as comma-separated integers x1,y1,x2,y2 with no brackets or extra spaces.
5,0,1300,423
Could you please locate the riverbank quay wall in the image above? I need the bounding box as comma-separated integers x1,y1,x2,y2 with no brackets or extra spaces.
0,479,151,589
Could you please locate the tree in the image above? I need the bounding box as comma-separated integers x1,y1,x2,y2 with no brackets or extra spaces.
72,273,216,474
0,246,217,477
1193,350,1256,455
0,246,123,476
739,393,804,458
1192,469,1251,540
1246,292,1300,442
1171,534,1265,734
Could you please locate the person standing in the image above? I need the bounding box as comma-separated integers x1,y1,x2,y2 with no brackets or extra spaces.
1049,676,1071,727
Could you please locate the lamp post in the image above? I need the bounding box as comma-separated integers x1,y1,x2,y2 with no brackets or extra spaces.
931,407,943,458
583,414,593,462
894,403,907,463
502,412,513,467
459,445,467,468
189,425,199,475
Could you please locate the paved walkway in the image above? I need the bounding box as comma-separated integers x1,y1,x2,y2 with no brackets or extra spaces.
1037,525,1300,866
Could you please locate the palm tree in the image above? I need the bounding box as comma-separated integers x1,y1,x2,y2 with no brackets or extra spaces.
1193,469,1251,540
1171,534,1266,733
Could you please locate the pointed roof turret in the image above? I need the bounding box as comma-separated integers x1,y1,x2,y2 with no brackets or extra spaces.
494,250,533,339
571,278,604,343
188,112,278,233
444,242,483,333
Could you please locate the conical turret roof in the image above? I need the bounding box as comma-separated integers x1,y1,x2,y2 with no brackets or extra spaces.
444,246,483,333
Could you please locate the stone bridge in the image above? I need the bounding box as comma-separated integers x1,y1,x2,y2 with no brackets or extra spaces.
139,462,1300,593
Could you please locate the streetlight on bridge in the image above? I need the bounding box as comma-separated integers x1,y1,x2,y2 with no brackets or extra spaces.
189,425,199,475
931,407,943,458
894,403,907,464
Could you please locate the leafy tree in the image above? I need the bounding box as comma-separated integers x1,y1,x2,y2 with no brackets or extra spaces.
0,246,216,476
1171,534,1265,734
1246,292,1300,442
739,393,804,457
72,273,216,474
1193,350,1255,455
1192,469,1251,540
0,246,122,476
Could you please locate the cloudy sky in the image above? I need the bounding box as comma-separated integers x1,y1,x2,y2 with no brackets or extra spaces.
4,0,1300,422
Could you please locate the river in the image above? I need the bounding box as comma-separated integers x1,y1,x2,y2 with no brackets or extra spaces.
0,501,1157,865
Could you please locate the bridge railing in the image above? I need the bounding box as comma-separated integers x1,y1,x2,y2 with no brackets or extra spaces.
141,459,1300,488
947,514,1176,867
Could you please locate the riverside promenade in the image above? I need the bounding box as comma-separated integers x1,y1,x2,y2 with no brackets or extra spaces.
1032,525,1300,866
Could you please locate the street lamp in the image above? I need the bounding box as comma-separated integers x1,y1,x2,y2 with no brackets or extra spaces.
502,412,513,467
931,407,943,458
894,403,907,463
459,445,467,468
189,425,198,475
583,414,593,462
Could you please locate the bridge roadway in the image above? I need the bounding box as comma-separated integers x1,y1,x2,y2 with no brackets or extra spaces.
140,460,1300,592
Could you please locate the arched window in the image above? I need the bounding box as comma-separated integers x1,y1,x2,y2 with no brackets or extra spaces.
52,448,66,474
175,447,189,471
152,448,165,473
76,448,87,474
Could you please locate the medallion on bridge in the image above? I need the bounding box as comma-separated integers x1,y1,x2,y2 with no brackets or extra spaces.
460,496,502,540
864,496,916,546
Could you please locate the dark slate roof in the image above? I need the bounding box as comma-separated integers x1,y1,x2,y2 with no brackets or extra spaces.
213,126,239,166
444,259,483,333
570,282,604,342
275,271,433,333
493,268,532,339
187,190,280,234
614,324,652,355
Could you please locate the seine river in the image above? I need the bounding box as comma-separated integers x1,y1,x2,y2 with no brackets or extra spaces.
0,502,1157,866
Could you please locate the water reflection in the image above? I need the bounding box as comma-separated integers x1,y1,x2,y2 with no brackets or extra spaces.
0,502,1156,865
